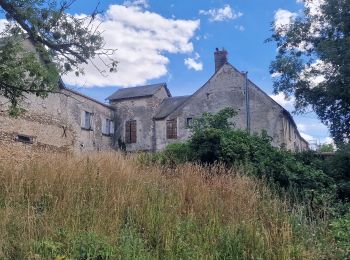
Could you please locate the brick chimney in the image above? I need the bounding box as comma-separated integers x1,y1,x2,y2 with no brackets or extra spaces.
214,48,228,72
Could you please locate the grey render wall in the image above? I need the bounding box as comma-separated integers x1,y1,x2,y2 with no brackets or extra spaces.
110,87,169,152
0,88,114,159
155,63,307,151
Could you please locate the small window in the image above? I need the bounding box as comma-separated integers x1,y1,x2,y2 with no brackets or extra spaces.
81,111,92,130
186,117,193,127
125,120,137,143
102,118,114,136
15,134,33,144
166,118,177,139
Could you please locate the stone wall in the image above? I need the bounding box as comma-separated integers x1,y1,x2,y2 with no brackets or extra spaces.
155,64,307,151
110,87,168,152
0,89,115,160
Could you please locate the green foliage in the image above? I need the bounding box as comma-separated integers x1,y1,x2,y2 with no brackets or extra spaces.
329,213,350,258
268,0,350,144
0,37,59,107
190,107,237,131
158,108,339,209
72,232,115,259
326,143,350,201
33,231,116,259
0,0,117,109
318,143,335,153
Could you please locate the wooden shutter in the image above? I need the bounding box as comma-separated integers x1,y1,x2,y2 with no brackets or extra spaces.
125,121,131,143
166,119,177,139
125,120,137,143
102,118,107,134
81,110,85,127
130,120,137,143
110,121,115,136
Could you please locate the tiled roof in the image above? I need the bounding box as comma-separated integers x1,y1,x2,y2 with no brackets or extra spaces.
154,96,190,119
107,83,170,101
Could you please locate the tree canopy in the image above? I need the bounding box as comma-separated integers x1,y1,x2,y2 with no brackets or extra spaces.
268,0,350,144
0,0,117,112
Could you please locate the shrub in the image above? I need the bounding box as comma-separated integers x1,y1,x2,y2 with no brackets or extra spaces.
329,213,350,258
159,108,337,209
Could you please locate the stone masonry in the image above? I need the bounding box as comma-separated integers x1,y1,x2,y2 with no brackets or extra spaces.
0,48,308,157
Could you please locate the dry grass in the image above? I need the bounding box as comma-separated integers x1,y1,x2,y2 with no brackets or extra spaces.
0,152,326,259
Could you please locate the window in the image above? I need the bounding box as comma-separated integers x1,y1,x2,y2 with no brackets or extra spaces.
102,118,115,136
125,120,137,143
15,134,33,144
166,118,177,139
186,117,193,127
81,111,92,130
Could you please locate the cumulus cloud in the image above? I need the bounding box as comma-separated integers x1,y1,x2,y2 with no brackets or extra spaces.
199,5,243,22
62,5,200,87
184,53,203,71
297,0,325,16
274,9,297,32
123,0,149,9
300,132,314,142
299,59,334,88
269,93,295,110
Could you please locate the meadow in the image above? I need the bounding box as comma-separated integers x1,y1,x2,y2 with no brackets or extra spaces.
0,152,341,259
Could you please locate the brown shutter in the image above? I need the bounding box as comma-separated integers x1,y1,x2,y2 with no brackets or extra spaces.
125,121,131,143
125,120,137,143
130,120,137,143
166,119,177,139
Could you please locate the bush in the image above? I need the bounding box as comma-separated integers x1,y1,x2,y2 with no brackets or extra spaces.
328,144,350,201
329,213,350,258
158,108,337,209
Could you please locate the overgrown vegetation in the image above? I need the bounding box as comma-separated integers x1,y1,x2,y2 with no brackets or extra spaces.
143,108,350,257
0,153,340,259
0,109,348,258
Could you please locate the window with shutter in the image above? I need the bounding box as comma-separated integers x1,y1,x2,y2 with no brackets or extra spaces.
125,120,137,143
166,118,177,139
81,110,92,130
109,121,115,136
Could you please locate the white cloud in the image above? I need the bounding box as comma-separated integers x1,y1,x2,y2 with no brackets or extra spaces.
62,5,200,87
299,0,324,16
297,123,328,133
274,9,297,32
271,72,282,78
234,25,245,32
299,59,334,88
300,132,314,142
0,19,8,33
199,5,243,22
269,93,295,110
123,0,149,9
184,53,203,71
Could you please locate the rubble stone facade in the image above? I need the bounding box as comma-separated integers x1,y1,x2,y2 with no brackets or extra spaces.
0,49,308,157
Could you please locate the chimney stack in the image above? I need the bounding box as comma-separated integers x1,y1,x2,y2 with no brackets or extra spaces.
214,48,228,72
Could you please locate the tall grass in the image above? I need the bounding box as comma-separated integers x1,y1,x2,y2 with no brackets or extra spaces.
0,153,334,259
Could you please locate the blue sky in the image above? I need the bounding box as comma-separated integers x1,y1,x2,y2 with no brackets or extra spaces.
0,0,331,145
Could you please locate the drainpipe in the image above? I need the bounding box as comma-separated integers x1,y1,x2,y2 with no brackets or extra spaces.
243,71,250,133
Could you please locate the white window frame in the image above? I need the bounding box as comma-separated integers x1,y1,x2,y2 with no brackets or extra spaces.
102,118,115,136
81,110,93,130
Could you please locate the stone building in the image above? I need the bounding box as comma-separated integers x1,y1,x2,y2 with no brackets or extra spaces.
0,48,308,157
108,49,308,152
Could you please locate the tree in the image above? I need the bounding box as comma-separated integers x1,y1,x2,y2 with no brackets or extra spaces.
268,0,350,144
0,0,117,113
